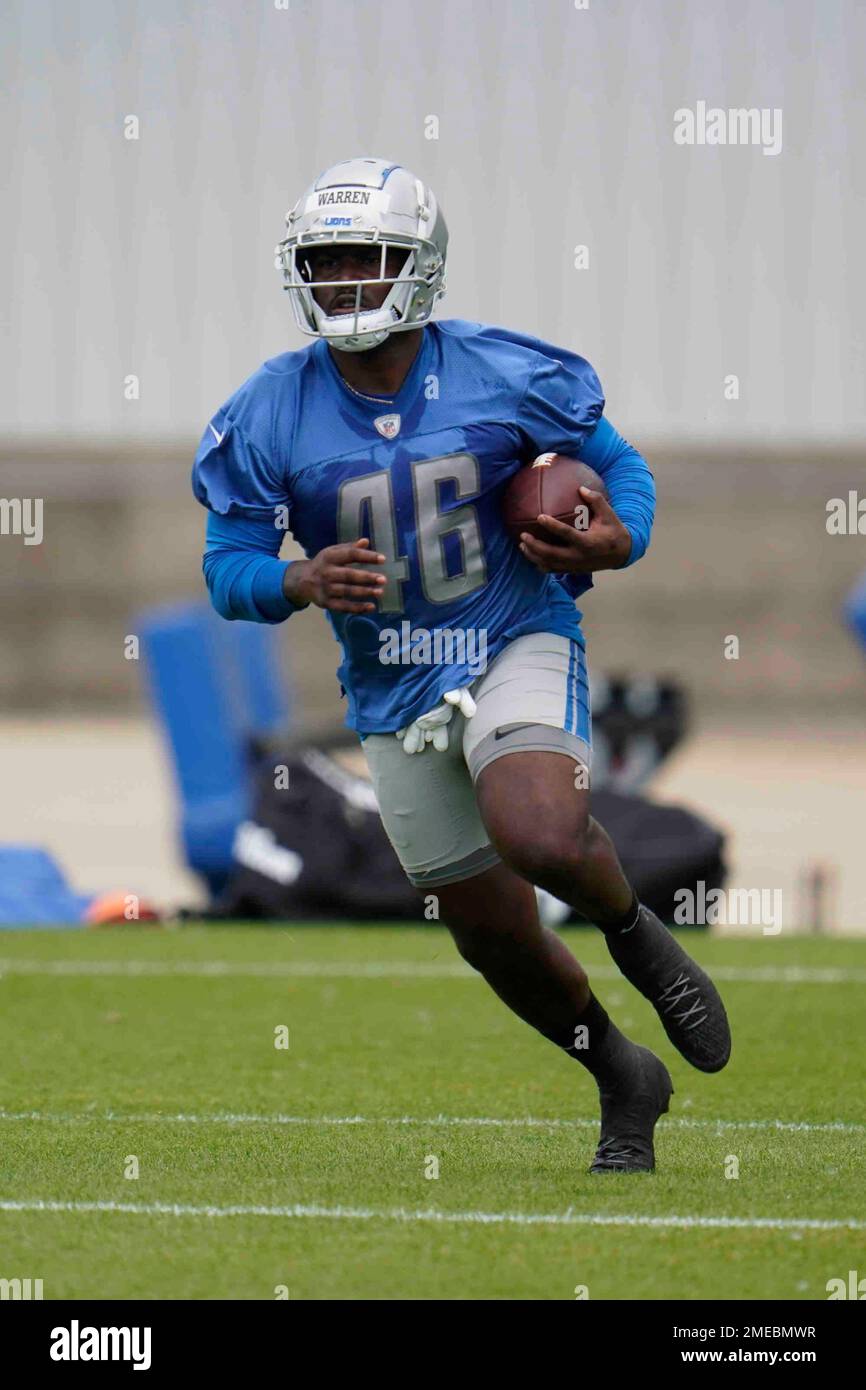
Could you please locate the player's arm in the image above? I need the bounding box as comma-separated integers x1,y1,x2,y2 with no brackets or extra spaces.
202,511,387,622
578,415,655,568
192,411,386,622
192,412,296,622
515,349,655,578
202,511,296,623
520,417,656,577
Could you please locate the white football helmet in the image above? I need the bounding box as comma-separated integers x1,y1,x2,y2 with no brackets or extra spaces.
275,157,448,353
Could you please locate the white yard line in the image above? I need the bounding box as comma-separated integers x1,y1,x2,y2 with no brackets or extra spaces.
0,959,864,984
0,1109,862,1134
0,1197,862,1232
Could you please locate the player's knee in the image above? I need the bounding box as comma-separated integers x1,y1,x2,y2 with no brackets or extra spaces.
498,825,591,890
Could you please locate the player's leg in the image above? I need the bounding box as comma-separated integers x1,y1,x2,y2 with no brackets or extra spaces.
431,858,591,1038
476,751,631,924
429,860,673,1173
465,633,731,1074
360,725,672,1172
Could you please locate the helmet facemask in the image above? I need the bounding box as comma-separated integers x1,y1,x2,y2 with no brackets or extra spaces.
278,234,443,353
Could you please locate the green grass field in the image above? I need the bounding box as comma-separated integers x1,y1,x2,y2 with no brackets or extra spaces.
0,925,864,1300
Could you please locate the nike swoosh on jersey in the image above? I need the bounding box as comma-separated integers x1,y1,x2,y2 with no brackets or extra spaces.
494,723,534,741
209,423,225,445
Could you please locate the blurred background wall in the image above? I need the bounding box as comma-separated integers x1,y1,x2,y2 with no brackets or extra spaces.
3,0,864,443
1,0,864,922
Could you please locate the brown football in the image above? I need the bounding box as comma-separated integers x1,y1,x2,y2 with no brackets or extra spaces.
501,453,608,542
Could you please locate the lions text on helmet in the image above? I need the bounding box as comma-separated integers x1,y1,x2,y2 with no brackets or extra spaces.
274,157,448,353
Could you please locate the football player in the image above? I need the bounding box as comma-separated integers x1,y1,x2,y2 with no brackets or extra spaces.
192,158,731,1173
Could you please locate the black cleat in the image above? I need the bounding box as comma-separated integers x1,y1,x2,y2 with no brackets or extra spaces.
605,906,732,1073
590,1045,673,1174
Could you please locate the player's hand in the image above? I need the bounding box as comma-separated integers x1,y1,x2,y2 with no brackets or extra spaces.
284,537,387,613
396,687,477,754
519,487,632,574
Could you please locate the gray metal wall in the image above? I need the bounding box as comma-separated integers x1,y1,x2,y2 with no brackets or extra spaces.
3,0,864,444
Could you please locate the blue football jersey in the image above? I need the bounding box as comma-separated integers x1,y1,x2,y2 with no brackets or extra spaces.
192,319,648,734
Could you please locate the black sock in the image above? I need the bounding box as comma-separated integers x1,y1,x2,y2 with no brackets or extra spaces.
564,992,638,1089
595,890,641,937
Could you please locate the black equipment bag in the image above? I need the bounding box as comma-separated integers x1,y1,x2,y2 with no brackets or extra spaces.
213,747,419,920
211,744,725,925
584,789,726,925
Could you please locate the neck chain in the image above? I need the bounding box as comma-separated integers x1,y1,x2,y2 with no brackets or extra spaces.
340,376,396,406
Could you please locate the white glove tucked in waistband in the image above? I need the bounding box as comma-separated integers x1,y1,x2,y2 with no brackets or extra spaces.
396,687,477,754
